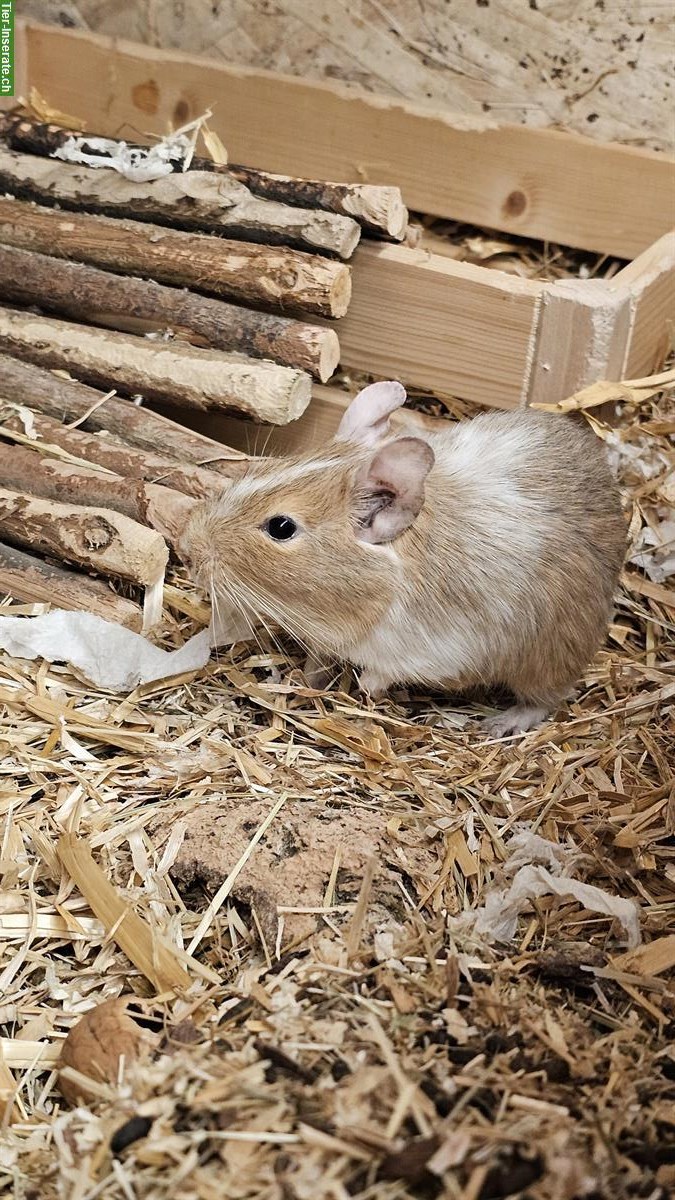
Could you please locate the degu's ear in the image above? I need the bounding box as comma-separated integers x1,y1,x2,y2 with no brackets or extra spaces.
336,380,407,447
353,437,435,543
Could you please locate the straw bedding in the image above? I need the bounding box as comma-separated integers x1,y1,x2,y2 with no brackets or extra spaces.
0,383,673,1199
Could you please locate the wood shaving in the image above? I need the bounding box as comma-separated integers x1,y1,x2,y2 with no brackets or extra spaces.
0,382,673,1198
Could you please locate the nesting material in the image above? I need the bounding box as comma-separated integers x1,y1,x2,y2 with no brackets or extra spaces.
0,610,211,691
456,830,641,946
0,371,673,1196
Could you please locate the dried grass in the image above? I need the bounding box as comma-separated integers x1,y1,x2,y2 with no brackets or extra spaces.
412,216,628,281
0,384,673,1199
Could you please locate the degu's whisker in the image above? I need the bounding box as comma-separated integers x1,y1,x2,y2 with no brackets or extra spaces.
211,568,264,656
226,575,316,662
229,578,298,661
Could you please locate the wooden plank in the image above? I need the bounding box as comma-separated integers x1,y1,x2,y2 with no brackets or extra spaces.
20,20,674,259
612,232,675,378
339,243,541,409
612,935,675,978
527,279,632,408
528,235,675,402
182,403,340,460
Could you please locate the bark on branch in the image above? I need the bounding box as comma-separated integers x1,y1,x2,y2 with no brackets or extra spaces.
227,168,407,242
0,307,312,424
0,488,168,587
0,198,351,319
0,402,228,500
0,540,143,629
0,353,250,475
0,113,407,240
0,146,361,258
0,443,197,550
0,243,339,381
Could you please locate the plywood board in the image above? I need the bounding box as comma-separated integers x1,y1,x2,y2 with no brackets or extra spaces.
32,0,671,154
19,20,675,259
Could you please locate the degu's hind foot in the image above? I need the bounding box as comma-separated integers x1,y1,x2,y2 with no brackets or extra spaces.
481,704,551,738
303,654,336,691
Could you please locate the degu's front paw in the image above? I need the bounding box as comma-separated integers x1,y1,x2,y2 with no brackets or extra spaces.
303,654,335,690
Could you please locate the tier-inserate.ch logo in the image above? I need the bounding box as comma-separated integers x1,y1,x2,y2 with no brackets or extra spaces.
1,1,13,97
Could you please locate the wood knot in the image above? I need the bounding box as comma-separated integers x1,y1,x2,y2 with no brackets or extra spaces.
79,517,115,552
132,79,160,115
173,99,190,125
502,189,528,218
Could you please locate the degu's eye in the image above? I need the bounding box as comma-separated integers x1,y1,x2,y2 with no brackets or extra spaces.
263,515,298,542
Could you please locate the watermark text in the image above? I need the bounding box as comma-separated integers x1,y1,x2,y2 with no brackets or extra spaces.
0,1,13,97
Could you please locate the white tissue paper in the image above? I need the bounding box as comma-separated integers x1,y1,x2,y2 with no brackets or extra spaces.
0,610,211,692
455,829,641,948
629,515,675,583
53,133,193,183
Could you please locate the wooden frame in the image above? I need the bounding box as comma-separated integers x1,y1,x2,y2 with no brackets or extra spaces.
7,20,675,428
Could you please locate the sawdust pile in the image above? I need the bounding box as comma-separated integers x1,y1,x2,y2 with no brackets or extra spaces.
0,385,673,1199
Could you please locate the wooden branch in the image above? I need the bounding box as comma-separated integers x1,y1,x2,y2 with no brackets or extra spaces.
0,442,145,520
0,540,143,629
0,489,169,587
0,403,227,501
226,167,408,242
0,198,352,319
0,308,312,424
0,243,340,382
23,23,671,259
0,146,361,259
0,353,250,475
0,113,407,241
0,444,197,551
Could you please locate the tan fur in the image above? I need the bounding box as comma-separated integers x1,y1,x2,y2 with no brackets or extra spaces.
179,449,397,657
179,405,626,729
